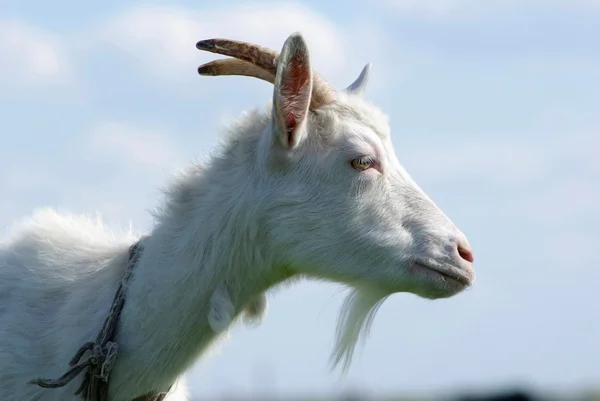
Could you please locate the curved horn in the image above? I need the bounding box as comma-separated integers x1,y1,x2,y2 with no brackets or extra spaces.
198,58,275,84
196,38,335,110
196,39,278,73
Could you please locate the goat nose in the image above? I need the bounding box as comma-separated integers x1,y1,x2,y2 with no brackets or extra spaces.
456,241,475,263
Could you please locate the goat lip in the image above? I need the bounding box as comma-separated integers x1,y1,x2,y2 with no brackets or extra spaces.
413,261,472,286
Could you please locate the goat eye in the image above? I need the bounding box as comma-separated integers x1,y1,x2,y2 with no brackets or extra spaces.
351,156,374,171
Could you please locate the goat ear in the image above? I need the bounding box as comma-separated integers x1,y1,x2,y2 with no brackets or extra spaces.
272,32,313,149
344,63,371,96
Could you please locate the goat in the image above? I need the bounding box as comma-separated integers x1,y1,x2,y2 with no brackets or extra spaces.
0,32,476,401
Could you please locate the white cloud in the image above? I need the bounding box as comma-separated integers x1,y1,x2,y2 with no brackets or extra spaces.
96,4,347,81
0,20,72,87
383,0,475,18
403,129,599,186
401,127,600,243
382,0,600,19
0,120,185,231
85,121,181,168
84,3,399,102
403,139,549,185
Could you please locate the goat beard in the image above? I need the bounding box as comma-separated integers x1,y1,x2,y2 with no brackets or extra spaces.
330,285,390,374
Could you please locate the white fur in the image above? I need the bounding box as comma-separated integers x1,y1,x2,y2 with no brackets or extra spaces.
0,33,475,400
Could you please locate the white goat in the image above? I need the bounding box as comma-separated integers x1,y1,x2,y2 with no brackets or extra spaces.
0,32,476,401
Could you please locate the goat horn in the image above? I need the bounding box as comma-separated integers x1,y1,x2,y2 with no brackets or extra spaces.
197,39,278,74
196,38,335,110
198,58,275,84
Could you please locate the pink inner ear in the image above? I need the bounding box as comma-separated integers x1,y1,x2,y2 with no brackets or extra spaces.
284,112,297,147
279,52,311,147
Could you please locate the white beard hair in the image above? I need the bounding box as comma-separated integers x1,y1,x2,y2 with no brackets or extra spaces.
330,285,390,374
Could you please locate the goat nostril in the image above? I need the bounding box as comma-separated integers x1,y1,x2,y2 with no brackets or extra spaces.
457,242,475,263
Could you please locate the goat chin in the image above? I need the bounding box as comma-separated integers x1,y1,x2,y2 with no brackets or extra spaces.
330,286,390,374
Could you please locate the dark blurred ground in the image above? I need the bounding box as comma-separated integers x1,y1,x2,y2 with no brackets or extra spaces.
193,387,600,401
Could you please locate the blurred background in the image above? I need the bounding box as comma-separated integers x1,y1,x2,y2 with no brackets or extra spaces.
1,0,598,400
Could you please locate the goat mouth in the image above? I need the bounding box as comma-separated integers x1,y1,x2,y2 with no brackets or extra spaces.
412,261,472,287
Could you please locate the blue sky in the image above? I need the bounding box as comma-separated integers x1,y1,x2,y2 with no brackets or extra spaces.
1,0,599,398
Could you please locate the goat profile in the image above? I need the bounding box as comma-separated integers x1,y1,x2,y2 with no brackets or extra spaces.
0,32,476,401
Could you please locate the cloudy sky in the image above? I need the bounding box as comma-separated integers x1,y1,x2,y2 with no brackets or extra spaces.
1,0,599,399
